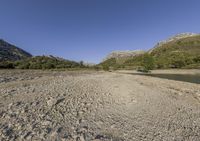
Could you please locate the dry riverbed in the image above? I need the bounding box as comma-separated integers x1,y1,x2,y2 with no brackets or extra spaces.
0,70,200,141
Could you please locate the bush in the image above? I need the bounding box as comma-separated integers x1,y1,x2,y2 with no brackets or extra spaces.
137,67,150,73
102,65,109,71
11,56,83,69
93,66,101,71
0,61,14,69
16,62,30,69
170,60,185,68
142,54,155,71
193,56,200,63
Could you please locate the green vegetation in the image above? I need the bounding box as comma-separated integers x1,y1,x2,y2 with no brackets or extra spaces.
1,34,200,70
0,56,85,69
140,54,154,72
151,35,200,69
99,58,115,71
99,35,200,70
0,61,15,69
102,65,110,71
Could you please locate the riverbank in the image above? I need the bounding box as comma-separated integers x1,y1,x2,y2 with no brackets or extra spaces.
0,70,200,140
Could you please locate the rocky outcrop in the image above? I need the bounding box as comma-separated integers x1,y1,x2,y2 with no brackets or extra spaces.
104,50,145,60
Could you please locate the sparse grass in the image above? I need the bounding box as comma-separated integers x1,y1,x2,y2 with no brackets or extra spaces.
99,35,200,70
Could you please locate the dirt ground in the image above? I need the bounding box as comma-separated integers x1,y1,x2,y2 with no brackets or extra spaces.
0,70,200,141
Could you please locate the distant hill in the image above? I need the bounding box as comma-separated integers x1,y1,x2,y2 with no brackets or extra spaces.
149,33,200,68
1,33,200,70
0,39,32,61
0,40,84,69
100,50,146,70
99,33,200,70
149,33,198,53
104,50,146,60
14,56,82,69
0,55,84,69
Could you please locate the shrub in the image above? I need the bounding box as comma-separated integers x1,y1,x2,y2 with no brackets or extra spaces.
102,65,109,71
170,60,185,68
11,56,83,69
193,56,200,63
142,54,155,71
0,61,14,69
137,67,150,73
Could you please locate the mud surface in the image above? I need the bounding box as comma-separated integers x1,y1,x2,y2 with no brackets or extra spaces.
0,70,200,141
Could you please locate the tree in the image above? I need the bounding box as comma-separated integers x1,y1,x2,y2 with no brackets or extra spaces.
102,65,109,71
0,61,14,69
193,56,200,63
171,60,185,68
142,54,154,71
79,61,84,67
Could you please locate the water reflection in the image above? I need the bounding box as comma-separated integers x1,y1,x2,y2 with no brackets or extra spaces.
126,73,200,84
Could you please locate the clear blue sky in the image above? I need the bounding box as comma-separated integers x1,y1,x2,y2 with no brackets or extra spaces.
0,0,200,63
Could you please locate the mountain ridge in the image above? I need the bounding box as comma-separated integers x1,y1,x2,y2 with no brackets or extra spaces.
149,32,199,53
0,39,32,61
103,50,146,61
1,32,200,69
99,32,200,69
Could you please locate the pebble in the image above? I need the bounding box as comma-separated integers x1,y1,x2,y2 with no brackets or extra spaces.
47,97,57,107
1,70,200,141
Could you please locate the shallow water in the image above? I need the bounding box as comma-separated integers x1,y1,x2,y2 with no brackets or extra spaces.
126,73,200,84
146,73,200,84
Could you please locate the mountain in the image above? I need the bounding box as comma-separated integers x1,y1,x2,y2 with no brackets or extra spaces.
99,33,200,70
0,39,32,61
149,33,200,68
149,33,199,53
100,50,146,70
0,40,84,69
104,50,145,61
14,56,82,69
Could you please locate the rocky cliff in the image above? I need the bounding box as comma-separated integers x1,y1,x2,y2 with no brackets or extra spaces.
104,50,145,60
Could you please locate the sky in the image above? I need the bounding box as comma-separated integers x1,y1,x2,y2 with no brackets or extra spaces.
0,0,200,63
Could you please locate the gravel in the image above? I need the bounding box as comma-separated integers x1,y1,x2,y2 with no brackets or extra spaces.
0,70,200,141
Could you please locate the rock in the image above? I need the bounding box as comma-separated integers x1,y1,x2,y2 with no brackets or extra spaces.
79,135,85,141
104,50,146,60
3,127,13,137
56,98,65,105
56,127,63,133
24,131,32,140
76,135,85,141
8,103,13,109
42,121,51,126
46,127,52,134
46,97,57,107
46,97,65,107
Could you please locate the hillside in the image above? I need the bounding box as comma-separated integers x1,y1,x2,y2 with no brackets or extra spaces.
13,56,83,69
100,33,200,70
0,40,85,69
0,39,32,61
100,50,146,70
1,33,200,70
104,50,145,60
149,33,198,53
150,33,200,68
